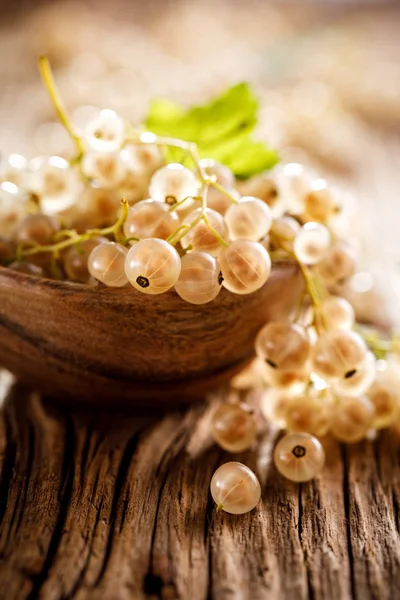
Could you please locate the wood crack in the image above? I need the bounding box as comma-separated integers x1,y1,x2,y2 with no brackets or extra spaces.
27,410,76,599
341,444,356,600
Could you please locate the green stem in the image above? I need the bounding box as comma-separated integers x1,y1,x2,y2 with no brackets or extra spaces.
209,180,239,204
17,198,129,259
38,56,84,161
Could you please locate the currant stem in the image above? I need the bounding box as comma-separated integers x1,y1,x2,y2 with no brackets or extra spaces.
17,198,129,259
38,56,85,161
209,180,239,204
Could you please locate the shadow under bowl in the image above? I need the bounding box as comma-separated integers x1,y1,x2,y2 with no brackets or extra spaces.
0,262,303,407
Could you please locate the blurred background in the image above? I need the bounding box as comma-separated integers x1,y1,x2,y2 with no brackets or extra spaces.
1,0,400,318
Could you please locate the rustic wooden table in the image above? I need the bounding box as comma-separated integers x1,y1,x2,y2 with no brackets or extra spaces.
1,3,400,599
0,383,400,600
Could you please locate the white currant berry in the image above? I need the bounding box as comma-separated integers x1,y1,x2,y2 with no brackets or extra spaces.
225,196,272,241
125,238,181,295
255,321,310,371
219,239,271,294
293,222,331,265
331,395,375,443
212,403,257,453
88,242,128,287
174,251,222,304
0,182,27,236
367,374,400,429
319,296,355,330
84,109,125,152
180,208,227,256
270,215,300,247
311,329,368,382
333,352,376,397
29,156,82,214
149,163,199,206
304,179,340,223
0,154,27,187
317,241,357,285
200,159,235,189
123,200,179,241
274,432,325,482
210,462,261,514
81,151,126,189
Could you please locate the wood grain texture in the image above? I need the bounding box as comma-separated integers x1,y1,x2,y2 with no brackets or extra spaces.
0,385,399,600
0,262,303,406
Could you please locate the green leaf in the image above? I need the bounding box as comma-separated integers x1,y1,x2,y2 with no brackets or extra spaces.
144,83,279,179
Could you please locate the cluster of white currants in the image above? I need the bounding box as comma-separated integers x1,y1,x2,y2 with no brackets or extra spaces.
206,164,400,516
0,100,397,518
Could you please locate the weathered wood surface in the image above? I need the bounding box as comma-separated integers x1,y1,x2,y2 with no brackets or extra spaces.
0,382,400,600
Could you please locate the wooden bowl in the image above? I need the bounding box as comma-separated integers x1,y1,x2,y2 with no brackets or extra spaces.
0,262,303,407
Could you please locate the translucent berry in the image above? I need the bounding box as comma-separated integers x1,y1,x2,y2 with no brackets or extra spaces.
279,163,314,211
331,395,374,443
293,222,331,265
238,173,279,207
0,182,27,236
274,432,325,482
200,159,235,189
256,321,310,371
261,361,310,394
0,154,27,187
81,151,126,189
225,197,272,242
125,238,181,295
180,208,227,256
78,187,121,227
127,143,163,175
270,215,300,248
29,156,81,214
63,237,107,283
333,351,376,397
123,200,179,241
367,376,400,429
319,296,355,330
260,389,293,426
84,109,125,152
15,214,59,246
219,240,271,294
149,163,199,206
88,242,128,287
317,242,357,285
174,251,221,304
212,403,257,453
284,394,332,437
210,462,261,514
311,330,367,382
304,179,340,223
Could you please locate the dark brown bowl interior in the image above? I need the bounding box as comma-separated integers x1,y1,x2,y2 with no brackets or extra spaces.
0,262,303,407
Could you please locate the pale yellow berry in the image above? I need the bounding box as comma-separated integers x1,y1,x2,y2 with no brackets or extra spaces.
125,238,181,295
367,376,400,429
210,462,261,514
212,404,257,453
274,432,325,482
219,240,271,294
174,251,221,304
256,321,310,371
331,396,375,443
311,330,367,382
